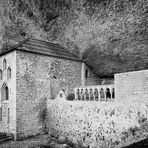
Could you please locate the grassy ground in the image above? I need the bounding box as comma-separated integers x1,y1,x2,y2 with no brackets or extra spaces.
0,134,51,148
1,133,148,148
0,133,72,148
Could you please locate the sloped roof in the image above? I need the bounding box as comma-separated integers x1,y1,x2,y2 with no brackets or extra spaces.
0,38,81,62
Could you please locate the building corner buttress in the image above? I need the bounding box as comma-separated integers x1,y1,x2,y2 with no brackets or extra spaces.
81,62,85,86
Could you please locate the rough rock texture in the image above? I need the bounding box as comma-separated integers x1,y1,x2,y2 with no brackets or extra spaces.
16,50,51,139
50,57,82,99
16,50,95,139
46,99,148,148
0,0,148,77
84,63,100,86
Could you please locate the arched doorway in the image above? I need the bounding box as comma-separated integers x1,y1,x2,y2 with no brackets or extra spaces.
1,83,10,133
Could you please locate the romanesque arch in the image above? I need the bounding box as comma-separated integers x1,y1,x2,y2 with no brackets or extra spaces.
3,59,6,71
0,69,2,80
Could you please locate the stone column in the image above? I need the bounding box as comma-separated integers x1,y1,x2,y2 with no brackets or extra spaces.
81,62,85,87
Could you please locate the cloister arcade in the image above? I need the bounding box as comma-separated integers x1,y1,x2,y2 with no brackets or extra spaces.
75,85,115,101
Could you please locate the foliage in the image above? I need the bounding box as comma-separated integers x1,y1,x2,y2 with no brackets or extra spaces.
66,93,75,101
47,99,148,148
0,0,148,76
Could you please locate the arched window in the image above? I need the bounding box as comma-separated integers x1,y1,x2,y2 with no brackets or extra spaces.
85,69,88,79
3,59,6,71
100,88,105,100
112,88,115,99
7,67,11,80
85,89,89,100
94,88,99,101
0,70,2,80
1,83,9,102
106,88,111,98
77,89,81,100
90,89,94,101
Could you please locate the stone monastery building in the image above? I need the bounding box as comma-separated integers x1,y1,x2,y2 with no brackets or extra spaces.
0,38,112,139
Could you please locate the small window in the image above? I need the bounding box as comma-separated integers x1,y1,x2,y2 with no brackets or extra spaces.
7,67,11,80
3,59,6,71
85,69,88,79
0,70,2,80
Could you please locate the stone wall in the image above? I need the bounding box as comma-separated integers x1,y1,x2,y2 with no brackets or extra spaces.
100,78,114,85
84,64,100,86
16,51,51,139
50,58,82,99
115,70,148,103
0,51,17,139
46,99,148,148
16,51,82,139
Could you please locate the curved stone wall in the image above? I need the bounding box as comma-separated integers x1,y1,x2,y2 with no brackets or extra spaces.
46,99,148,148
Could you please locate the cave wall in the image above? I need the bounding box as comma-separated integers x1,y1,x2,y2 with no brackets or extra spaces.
1,0,148,76
84,63,100,86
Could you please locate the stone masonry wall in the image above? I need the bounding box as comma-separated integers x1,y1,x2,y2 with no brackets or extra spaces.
16,51,82,139
84,64,100,86
46,99,148,148
115,70,148,103
0,51,17,139
16,51,51,139
50,57,82,99
100,78,114,85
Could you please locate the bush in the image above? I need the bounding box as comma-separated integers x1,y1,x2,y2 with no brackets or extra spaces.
66,93,75,101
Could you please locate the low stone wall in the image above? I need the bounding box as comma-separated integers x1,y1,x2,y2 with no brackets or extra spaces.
115,70,148,102
46,99,148,148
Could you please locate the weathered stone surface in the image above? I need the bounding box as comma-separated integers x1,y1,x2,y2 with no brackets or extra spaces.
115,70,148,103
1,0,148,77
0,51,17,139
15,50,100,139
84,64,100,86
16,50,51,139
50,57,82,98
46,99,148,148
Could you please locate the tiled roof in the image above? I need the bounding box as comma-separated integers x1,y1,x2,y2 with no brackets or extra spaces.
0,38,81,62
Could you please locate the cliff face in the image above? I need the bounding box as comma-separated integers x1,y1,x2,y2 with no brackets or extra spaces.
0,0,148,76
